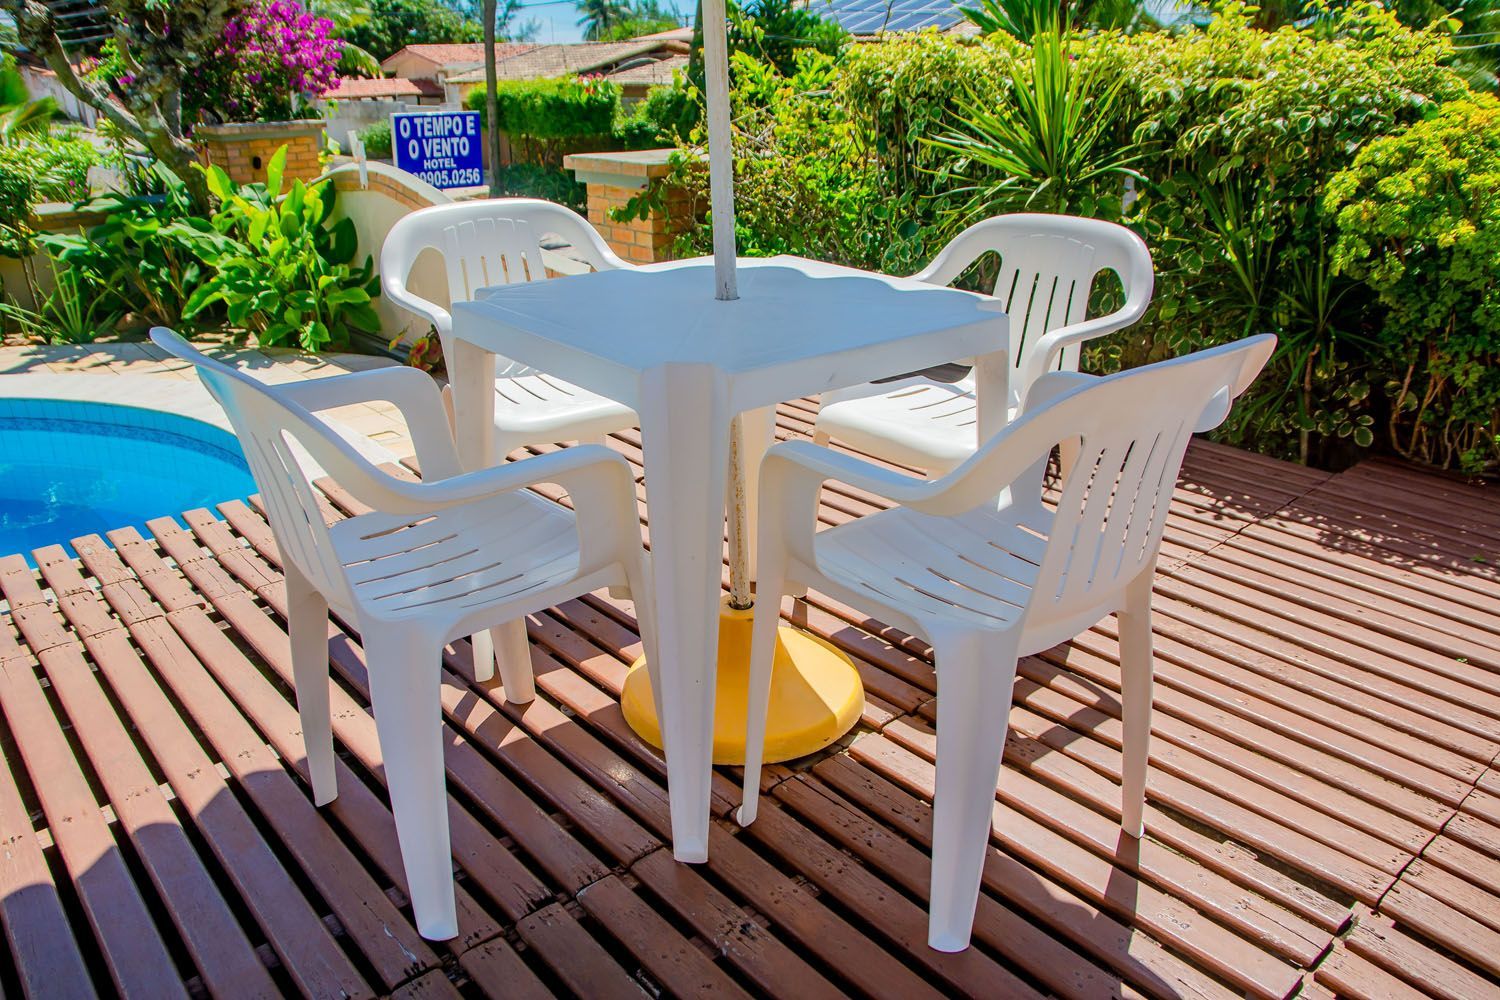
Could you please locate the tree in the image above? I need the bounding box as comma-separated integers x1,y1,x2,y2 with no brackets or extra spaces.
595,0,682,40
576,0,631,40
1,0,238,209
334,0,481,59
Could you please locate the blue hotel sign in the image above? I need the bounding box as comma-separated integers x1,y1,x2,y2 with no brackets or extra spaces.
391,110,484,189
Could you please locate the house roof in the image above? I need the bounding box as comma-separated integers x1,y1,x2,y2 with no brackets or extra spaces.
608,53,688,87
321,76,425,99
380,43,535,74
632,25,693,42
445,40,676,85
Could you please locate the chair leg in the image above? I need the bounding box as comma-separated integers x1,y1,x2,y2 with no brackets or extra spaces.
490,619,535,703
470,630,495,684
928,631,1018,953
1118,574,1155,839
364,625,458,940
440,384,457,438
736,567,784,827
1058,437,1080,483
285,563,336,806
813,430,831,447
620,554,658,691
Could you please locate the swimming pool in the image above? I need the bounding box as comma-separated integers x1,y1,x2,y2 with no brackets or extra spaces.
0,398,258,561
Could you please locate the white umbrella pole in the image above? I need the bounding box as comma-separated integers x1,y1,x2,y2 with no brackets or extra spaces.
701,0,752,608
702,0,738,303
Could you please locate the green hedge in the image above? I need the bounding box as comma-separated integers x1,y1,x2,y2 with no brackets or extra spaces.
0,134,99,257
465,77,618,139
357,120,393,158
664,4,1498,473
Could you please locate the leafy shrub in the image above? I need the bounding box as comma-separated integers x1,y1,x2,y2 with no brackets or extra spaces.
187,147,381,351
727,0,849,78
40,161,229,330
615,80,698,149
661,3,1487,470
467,76,620,167
0,262,120,344
0,152,35,257
29,145,379,350
718,52,881,263
929,28,1140,221
491,163,587,212
639,80,700,143
24,135,97,202
359,120,393,158
0,135,98,257
1099,2,1468,464
1329,96,1500,473
467,76,618,137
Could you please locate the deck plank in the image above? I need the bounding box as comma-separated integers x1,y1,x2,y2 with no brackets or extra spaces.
0,626,96,1000
0,563,189,999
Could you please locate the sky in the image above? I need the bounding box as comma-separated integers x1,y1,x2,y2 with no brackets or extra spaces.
510,0,1189,45
510,0,689,45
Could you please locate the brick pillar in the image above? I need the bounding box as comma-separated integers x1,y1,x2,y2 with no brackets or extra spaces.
563,149,696,264
197,120,328,187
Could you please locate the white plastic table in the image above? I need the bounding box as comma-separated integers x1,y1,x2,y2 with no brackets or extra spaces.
449,255,1007,862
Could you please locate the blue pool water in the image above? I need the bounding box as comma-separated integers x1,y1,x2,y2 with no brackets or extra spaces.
0,398,257,562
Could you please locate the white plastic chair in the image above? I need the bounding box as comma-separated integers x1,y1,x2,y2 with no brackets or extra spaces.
814,214,1154,477
381,199,639,462
740,334,1275,952
149,327,653,941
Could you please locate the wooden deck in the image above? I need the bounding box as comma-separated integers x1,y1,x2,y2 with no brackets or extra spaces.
1,399,1498,999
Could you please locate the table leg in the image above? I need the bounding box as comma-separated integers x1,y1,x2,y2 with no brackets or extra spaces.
448,335,500,680
637,365,730,863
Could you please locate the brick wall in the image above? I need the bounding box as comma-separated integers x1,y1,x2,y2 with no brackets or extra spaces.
197,121,327,187
564,150,698,264
330,166,436,211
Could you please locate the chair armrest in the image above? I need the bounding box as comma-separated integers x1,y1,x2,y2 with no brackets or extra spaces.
383,280,452,340
276,367,463,480
379,225,453,339
763,441,941,507
909,221,1003,288
757,441,936,570
1014,288,1150,392
350,443,631,527
395,444,630,507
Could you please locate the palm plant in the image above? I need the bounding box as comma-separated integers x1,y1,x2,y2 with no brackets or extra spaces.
577,0,632,39
927,28,1142,220
0,96,59,144
957,0,1157,40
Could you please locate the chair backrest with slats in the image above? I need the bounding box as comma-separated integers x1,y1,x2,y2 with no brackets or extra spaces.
921,214,1151,381
381,199,628,378
914,335,1274,644
148,328,400,612
1022,335,1273,641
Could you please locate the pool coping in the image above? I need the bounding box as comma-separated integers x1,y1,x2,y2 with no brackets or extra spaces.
0,372,399,471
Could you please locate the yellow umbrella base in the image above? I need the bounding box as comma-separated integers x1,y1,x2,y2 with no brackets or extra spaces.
621,597,865,765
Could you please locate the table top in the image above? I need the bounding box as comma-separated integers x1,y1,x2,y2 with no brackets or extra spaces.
452,256,1006,411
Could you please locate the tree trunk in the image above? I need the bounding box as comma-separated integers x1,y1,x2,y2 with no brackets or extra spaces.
688,0,704,84
483,0,502,198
